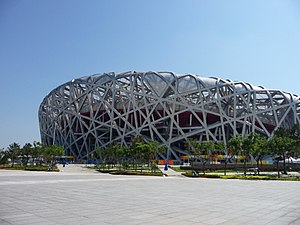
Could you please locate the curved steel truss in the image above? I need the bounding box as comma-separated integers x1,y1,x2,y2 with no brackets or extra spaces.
39,71,300,160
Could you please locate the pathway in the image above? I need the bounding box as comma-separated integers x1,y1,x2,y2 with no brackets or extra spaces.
158,165,185,177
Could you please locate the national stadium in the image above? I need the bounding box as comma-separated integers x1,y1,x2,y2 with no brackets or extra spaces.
38,71,300,160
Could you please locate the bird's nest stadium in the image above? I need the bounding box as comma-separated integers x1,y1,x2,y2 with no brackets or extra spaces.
39,71,300,160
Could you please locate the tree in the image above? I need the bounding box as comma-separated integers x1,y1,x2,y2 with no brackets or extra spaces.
199,141,215,175
241,133,259,175
133,143,150,172
125,145,136,170
0,148,9,165
21,143,32,168
186,139,217,175
109,143,118,166
93,146,102,161
42,145,64,170
228,135,244,171
286,125,300,158
119,146,130,170
31,141,43,165
131,136,145,170
186,138,200,175
214,141,228,175
148,141,166,163
7,143,20,167
267,127,300,176
268,135,295,177
248,133,268,175
94,146,106,166
114,143,126,170
100,143,125,169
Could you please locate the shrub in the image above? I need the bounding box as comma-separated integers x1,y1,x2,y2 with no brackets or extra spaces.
183,173,300,181
97,169,118,173
25,165,59,172
109,170,163,176
0,165,59,172
200,174,221,178
0,165,24,170
183,173,221,178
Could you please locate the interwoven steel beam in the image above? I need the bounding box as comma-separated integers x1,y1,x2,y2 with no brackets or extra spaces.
39,71,300,160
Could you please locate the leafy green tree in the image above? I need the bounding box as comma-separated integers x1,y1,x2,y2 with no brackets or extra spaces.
7,143,21,167
154,142,167,172
108,143,118,165
119,146,130,170
214,141,228,175
228,135,244,171
93,146,103,161
21,143,32,168
114,143,126,170
0,148,9,165
241,133,259,175
129,137,165,172
31,141,43,165
94,139,167,173
125,145,136,170
202,141,216,163
112,143,123,166
42,145,64,170
133,143,150,172
286,125,300,158
248,133,268,175
100,143,125,169
186,139,217,175
268,135,295,176
186,138,200,175
131,136,145,170
94,146,110,169
199,141,215,175
102,144,114,168
148,140,166,166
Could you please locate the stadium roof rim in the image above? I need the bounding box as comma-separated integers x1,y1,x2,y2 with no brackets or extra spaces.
41,71,300,107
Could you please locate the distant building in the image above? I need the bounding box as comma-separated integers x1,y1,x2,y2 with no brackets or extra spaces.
39,71,300,160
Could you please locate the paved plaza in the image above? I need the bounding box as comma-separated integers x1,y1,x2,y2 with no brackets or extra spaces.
0,165,300,225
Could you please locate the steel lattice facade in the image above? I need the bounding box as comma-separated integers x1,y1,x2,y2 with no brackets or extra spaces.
39,71,300,160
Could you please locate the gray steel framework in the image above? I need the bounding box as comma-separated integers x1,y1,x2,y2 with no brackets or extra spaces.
39,71,300,160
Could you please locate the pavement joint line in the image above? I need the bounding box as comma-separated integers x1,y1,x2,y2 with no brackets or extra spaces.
0,176,171,186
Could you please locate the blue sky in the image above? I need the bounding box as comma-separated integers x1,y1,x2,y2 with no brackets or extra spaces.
1,0,300,148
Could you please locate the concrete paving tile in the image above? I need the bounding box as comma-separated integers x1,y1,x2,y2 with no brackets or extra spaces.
217,214,240,220
271,216,300,223
25,221,59,225
244,218,277,225
154,217,183,224
84,221,110,225
285,212,300,217
1,213,33,220
189,213,222,222
170,213,199,220
7,217,53,225
0,219,13,225
202,218,228,225
290,218,300,225
105,217,143,225
189,216,213,223
127,213,156,220
1,169,300,225
171,220,205,225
